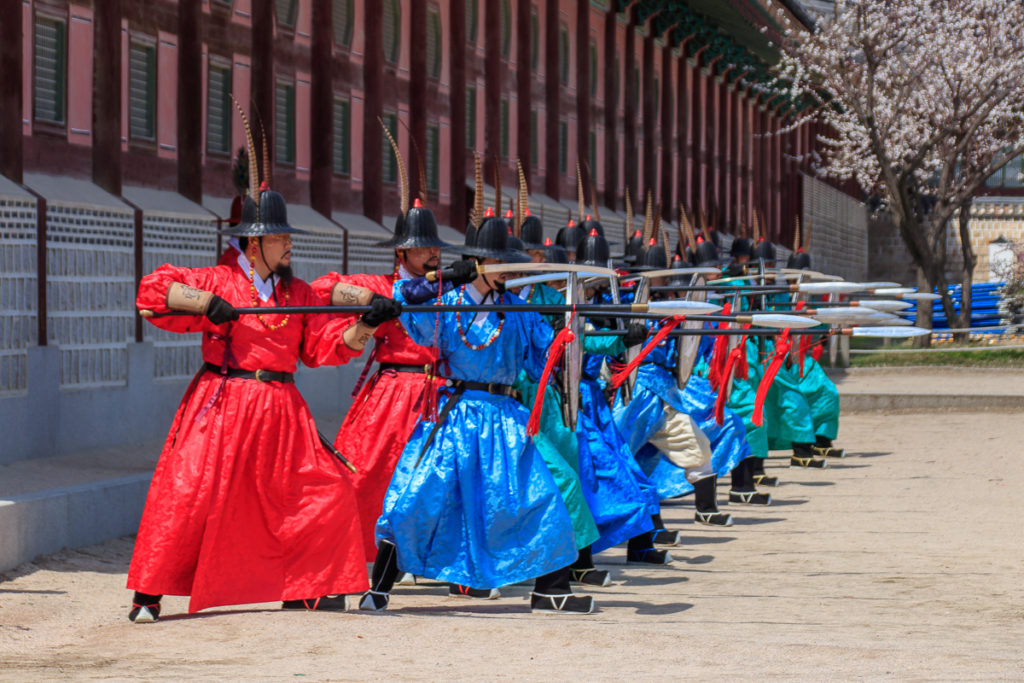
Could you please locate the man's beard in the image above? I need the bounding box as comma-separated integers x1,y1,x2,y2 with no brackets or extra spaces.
274,263,294,282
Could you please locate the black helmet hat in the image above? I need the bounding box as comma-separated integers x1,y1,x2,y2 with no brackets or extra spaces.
555,219,585,254
575,228,611,268
376,198,451,249
695,236,728,267
729,236,754,260
543,237,569,264
453,209,531,263
624,229,645,265
631,238,669,272
520,212,546,249
222,186,310,236
788,250,812,270
753,237,777,262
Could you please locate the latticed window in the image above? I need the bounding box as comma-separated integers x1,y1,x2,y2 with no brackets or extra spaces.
466,86,477,149
590,42,598,96
426,124,440,193
467,0,479,44
530,8,540,71
500,0,512,57
383,0,401,64
427,7,442,80
129,41,156,141
333,98,350,176
206,61,231,155
559,27,570,85
500,98,510,158
558,120,568,174
275,0,298,28
34,15,66,124
333,0,354,47
381,112,398,183
275,82,295,164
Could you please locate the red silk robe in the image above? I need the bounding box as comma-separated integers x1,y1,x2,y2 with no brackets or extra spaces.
311,271,441,561
128,262,368,613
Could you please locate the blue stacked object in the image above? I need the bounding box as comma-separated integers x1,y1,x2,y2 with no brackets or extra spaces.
903,282,1005,331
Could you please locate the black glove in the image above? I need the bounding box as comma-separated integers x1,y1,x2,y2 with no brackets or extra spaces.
550,316,566,333
438,259,479,287
623,322,648,348
361,294,403,327
588,316,615,331
723,264,747,278
205,295,239,325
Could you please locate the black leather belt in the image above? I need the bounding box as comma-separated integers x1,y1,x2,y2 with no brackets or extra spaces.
378,362,431,374
448,379,519,399
203,362,294,383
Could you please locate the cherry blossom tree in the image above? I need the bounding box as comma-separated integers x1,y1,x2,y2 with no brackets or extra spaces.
775,0,1024,342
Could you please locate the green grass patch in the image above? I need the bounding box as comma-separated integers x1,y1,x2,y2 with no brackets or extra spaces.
849,347,1024,368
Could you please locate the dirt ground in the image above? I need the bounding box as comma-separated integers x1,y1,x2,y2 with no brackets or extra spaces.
2,411,1023,680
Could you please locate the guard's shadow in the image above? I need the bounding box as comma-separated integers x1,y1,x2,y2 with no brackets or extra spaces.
730,516,787,526
850,451,892,459
758,498,809,507
784,480,835,487
594,600,694,616
678,535,737,545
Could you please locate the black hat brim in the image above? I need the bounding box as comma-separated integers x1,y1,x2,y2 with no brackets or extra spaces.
450,245,532,263
220,222,310,236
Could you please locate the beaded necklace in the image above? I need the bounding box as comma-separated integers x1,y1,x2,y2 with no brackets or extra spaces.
248,257,291,331
455,284,504,350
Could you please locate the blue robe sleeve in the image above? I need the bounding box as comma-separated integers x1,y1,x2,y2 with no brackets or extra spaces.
519,308,554,382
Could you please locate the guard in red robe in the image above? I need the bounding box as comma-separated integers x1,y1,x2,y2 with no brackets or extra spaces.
126,189,401,621
311,199,474,562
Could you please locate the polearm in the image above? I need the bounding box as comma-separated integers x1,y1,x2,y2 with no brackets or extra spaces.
317,430,357,473
139,302,822,328
587,326,931,338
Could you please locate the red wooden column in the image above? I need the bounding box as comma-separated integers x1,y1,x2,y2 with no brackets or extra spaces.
602,6,617,209
251,0,275,186
641,19,656,203
720,74,733,231
310,0,333,216
362,0,383,221
659,41,674,223
409,0,427,200
677,43,694,212
449,0,467,232
690,50,707,213
771,110,782,242
177,0,202,202
92,0,122,196
742,88,755,229
622,10,637,199
706,64,720,218
516,0,532,179
484,0,502,187
576,0,589,191
544,0,560,199
0,0,22,182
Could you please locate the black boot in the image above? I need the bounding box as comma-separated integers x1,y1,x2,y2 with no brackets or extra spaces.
570,546,611,587
359,541,400,611
791,442,827,468
626,531,673,565
751,457,779,487
128,591,162,623
448,584,500,599
692,475,733,526
728,458,772,505
813,434,846,458
650,513,681,546
531,566,594,614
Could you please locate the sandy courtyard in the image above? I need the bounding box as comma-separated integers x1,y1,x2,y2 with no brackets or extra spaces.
1,411,1022,680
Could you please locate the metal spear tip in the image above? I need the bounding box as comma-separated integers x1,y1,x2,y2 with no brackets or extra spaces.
901,292,941,302
872,287,916,296
797,281,866,295
646,300,723,315
749,313,823,329
851,326,931,337
809,307,881,324
854,299,914,312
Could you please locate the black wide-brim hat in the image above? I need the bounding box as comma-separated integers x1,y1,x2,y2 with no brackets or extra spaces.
520,215,547,249
221,192,310,236
451,216,531,263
